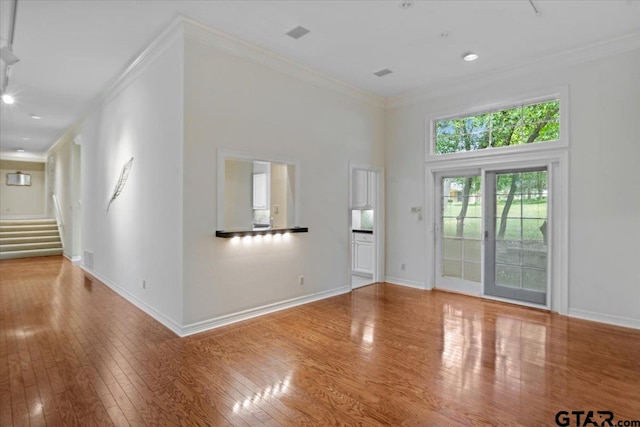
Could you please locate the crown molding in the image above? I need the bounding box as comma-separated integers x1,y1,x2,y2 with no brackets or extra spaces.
100,17,185,107
0,150,47,162
47,16,187,155
387,30,640,110
181,17,386,109
46,130,74,156
46,15,638,144
48,14,385,155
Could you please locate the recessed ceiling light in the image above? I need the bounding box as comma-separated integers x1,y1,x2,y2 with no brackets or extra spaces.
286,26,310,39
22,137,30,141
463,52,479,62
399,1,414,9
30,114,41,119
16,148,25,153
373,69,393,77
1,93,15,104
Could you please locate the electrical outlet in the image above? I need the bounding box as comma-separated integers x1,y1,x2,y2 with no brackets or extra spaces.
142,280,146,289
298,276,304,286
401,264,406,271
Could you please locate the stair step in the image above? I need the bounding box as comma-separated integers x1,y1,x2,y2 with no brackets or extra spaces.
0,230,60,238
0,248,63,260
0,236,62,245
0,219,63,260
0,219,57,225
0,224,59,232
0,242,63,252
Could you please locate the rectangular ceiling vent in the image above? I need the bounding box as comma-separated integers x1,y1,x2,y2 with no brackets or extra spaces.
373,68,393,77
286,26,310,39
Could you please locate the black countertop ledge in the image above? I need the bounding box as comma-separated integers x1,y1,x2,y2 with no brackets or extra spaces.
216,227,309,238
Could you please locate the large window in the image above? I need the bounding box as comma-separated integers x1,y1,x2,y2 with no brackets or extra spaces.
434,99,560,155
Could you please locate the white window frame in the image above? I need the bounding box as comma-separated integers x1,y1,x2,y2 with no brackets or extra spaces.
425,86,569,164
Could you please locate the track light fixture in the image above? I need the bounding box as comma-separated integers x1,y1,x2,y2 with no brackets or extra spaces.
0,0,20,104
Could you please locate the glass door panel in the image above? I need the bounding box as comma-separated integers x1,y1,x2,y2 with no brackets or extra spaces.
436,174,482,294
485,169,548,305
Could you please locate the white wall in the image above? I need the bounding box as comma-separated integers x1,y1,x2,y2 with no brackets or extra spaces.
50,18,636,335
270,163,288,229
0,160,46,217
223,159,253,230
183,27,385,326
47,137,82,258
80,29,184,331
384,108,427,288
386,48,640,327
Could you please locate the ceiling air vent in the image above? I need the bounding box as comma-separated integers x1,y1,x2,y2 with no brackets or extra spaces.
373,69,393,77
286,26,310,39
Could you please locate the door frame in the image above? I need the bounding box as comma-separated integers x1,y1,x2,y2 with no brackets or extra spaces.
425,149,569,314
348,163,385,290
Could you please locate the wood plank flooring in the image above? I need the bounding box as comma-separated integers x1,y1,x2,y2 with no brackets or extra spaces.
1,256,639,426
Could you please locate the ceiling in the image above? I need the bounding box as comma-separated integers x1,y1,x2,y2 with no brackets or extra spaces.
1,0,639,155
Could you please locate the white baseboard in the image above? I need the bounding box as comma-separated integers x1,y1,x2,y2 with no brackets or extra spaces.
79,264,184,336
384,276,426,290
568,308,640,330
77,265,351,338
74,263,640,337
352,271,373,278
63,253,81,264
181,286,351,337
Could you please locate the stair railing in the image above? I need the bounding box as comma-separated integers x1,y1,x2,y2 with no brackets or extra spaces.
52,194,66,250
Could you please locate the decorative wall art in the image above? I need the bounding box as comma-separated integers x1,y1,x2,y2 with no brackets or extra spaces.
107,157,134,211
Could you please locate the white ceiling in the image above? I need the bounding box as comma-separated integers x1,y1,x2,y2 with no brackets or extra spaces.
1,0,639,155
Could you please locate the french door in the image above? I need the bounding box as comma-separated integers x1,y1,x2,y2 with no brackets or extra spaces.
435,167,549,306
484,168,548,305
435,171,483,295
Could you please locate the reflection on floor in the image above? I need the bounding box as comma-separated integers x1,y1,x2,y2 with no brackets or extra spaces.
352,274,374,289
3,256,640,426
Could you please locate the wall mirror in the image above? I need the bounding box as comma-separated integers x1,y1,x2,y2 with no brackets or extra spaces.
6,172,32,186
217,150,300,232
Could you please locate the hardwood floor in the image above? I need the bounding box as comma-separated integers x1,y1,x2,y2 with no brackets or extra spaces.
1,256,639,426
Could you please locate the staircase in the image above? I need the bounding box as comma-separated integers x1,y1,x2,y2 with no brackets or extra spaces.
0,219,63,260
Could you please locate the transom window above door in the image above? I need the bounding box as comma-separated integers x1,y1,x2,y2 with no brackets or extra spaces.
433,98,560,156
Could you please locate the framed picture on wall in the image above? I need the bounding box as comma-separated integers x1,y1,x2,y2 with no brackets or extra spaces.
6,172,32,186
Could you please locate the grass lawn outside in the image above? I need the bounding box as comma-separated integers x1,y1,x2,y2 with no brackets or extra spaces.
442,199,547,241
